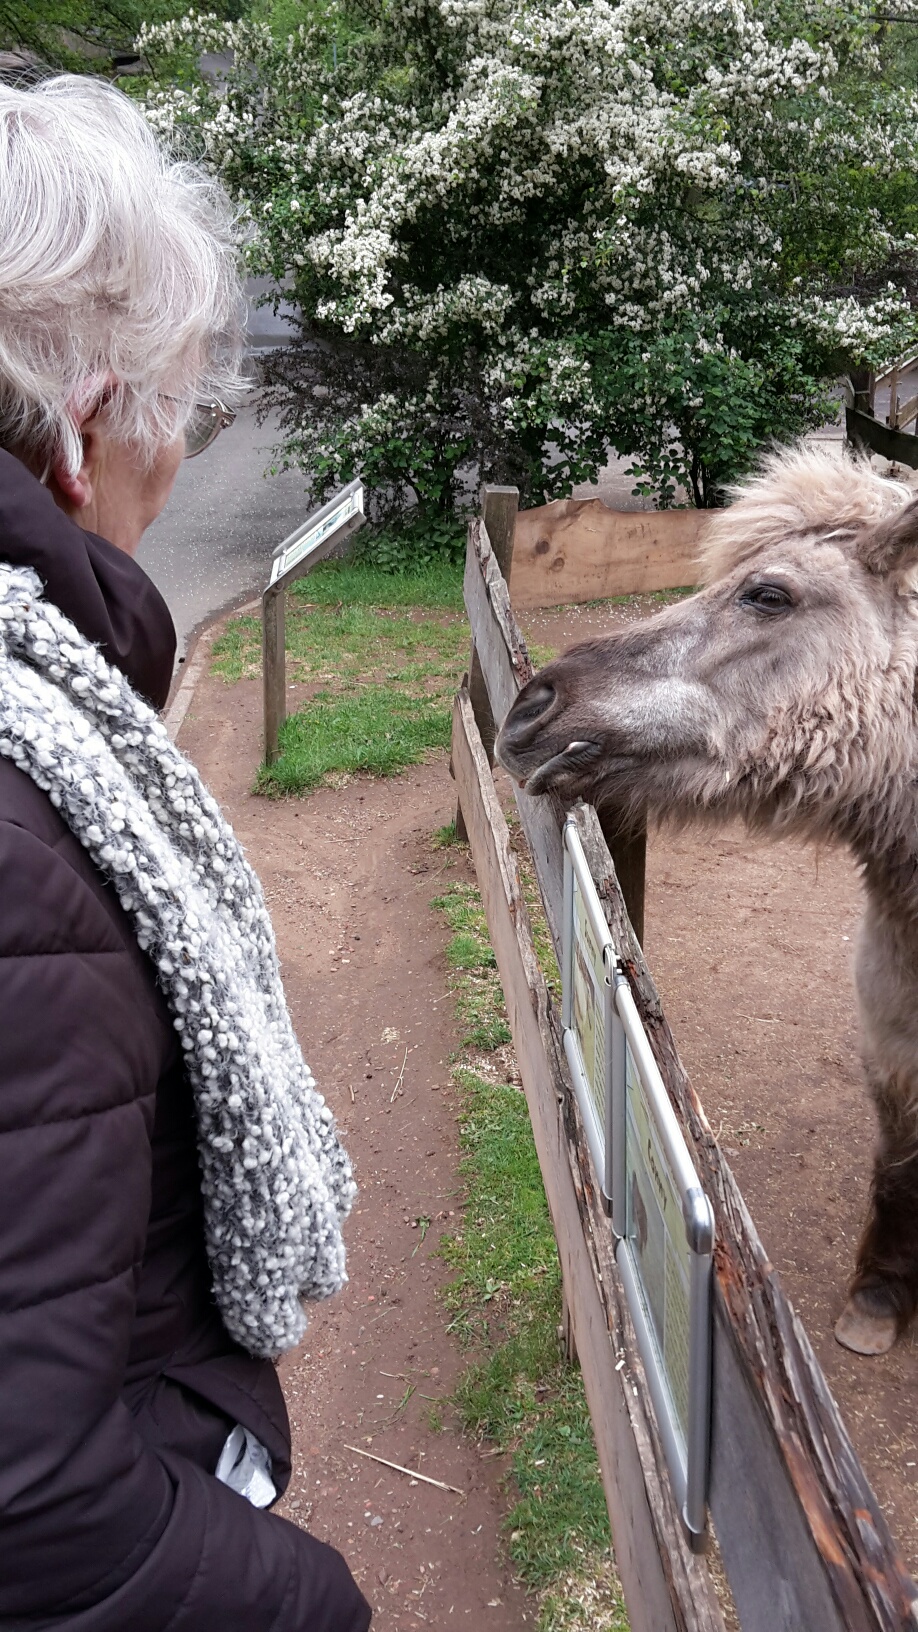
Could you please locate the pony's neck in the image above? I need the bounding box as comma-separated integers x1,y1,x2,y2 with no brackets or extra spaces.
847,785,918,930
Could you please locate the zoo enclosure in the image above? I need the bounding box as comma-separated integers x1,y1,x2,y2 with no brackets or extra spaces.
451,488,918,1632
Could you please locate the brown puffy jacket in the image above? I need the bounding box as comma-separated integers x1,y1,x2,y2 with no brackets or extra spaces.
0,451,371,1632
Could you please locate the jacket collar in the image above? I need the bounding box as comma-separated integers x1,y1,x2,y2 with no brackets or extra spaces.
0,449,176,711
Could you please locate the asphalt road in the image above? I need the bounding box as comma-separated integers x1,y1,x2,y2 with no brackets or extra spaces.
137,401,312,655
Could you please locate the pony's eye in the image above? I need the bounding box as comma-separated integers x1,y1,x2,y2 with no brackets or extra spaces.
740,583,795,613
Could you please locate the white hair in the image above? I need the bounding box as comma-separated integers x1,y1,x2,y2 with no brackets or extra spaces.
0,75,245,476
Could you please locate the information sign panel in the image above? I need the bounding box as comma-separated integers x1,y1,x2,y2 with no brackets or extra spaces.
624,1042,693,1444
614,981,714,1542
561,816,714,1543
269,480,364,587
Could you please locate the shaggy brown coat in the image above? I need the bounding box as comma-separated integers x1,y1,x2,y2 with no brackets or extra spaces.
497,447,918,1355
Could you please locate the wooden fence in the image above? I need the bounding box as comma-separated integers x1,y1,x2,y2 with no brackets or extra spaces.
451,500,918,1632
846,354,918,471
510,497,709,609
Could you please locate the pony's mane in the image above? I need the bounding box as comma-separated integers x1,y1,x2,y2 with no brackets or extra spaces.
698,445,914,584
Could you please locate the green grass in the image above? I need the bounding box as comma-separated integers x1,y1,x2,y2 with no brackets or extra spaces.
211,557,469,793
291,556,464,610
212,603,465,687
432,869,626,1631
256,686,452,795
433,881,512,1051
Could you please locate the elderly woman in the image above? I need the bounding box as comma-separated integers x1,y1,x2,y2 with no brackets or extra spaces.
0,76,370,1630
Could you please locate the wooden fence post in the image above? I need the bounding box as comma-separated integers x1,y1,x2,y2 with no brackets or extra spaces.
262,582,286,766
457,493,648,941
456,484,519,838
599,816,646,946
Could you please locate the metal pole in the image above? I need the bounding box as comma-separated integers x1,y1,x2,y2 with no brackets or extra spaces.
262,583,286,766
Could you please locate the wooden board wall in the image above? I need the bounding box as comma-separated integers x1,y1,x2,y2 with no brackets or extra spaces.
509,497,710,608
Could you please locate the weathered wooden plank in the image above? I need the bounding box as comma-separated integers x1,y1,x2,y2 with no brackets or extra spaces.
846,405,918,470
574,806,918,1632
462,519,568,950
463,518,532,718
464,521,647,947
451,688,726,1632
456,492,521,840
461,494,520,767
261,584,285,766
892,392,918,431
597,812,646,946
509,498,709,608
480,484,520,577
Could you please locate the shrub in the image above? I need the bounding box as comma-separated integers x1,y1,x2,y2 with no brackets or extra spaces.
141,1,918,509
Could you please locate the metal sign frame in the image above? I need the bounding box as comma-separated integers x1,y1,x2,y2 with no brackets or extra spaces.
262,479,366,765
561,822,617,1205
561,817,714,1545
268,479,365,587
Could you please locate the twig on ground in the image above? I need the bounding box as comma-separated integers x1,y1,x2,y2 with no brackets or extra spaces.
390,1045,409,1103
343,1444,465,1495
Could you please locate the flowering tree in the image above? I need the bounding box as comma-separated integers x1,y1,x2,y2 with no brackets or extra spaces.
141,1,918,511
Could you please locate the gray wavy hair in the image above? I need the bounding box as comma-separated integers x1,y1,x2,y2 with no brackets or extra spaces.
0,75,245,476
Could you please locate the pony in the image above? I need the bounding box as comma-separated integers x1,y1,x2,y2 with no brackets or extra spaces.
496,446,918,1355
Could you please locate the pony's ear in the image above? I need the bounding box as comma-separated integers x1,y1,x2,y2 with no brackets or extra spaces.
858,494,918,577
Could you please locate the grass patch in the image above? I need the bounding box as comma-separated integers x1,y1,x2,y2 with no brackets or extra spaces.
433,867,626,1631
257,686,452,795
291,556,464,610
210,554,556,795
212,603,465,687
210,556,468,793
433,881,511,1051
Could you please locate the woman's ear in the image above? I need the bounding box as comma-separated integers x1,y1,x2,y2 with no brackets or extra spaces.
857,492,918,577
46,375,116,511
47,439,93,510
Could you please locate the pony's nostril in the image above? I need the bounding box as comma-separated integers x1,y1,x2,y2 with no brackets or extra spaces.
506,681,556,737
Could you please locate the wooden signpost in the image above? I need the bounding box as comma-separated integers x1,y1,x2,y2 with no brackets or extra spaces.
262,479,366,764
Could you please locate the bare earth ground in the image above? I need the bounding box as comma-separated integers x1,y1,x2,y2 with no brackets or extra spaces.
524,603,918,1576
181,587,918,1617
179,672,533,1629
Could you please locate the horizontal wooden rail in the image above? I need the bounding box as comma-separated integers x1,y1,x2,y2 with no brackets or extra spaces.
846,405,918,470
457,522,918,1632
463,518,566,951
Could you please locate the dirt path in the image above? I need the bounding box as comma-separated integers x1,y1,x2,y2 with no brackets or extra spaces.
523,603,918,1577
179,670,533,1628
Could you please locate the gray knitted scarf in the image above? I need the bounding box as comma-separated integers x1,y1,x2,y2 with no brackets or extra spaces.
0,562,355,1358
